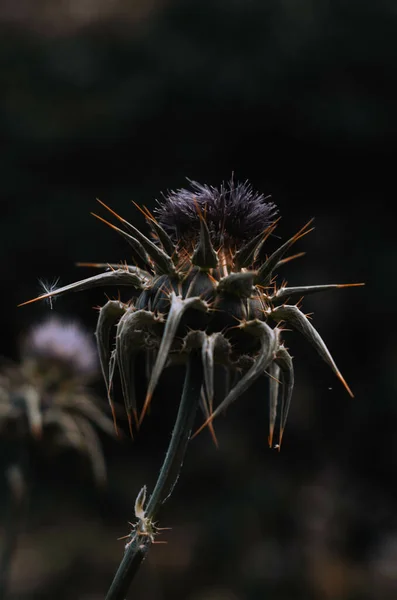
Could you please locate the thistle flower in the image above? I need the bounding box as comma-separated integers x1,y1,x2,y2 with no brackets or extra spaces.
19,178,363,448
0,317,115,484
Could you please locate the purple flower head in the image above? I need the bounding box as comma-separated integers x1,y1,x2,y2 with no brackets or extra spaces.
155,177,278,249
22,317,98,380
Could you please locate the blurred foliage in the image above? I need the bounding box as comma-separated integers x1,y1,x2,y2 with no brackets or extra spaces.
0,0,395,598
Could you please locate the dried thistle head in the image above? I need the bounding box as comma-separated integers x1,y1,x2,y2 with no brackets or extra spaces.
20,178,363,447
0,317,115,485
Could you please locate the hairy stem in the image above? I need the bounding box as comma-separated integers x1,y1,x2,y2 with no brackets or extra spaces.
105,351,203,600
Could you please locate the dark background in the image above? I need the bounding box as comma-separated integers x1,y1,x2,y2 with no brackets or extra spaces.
0,1,395,598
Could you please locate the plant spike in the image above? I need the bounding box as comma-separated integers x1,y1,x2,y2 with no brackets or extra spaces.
270,282,365,303
96,200,176,275
95,300,127,427
201,333,228,446
132,200,178,262
91,212,153,269
193,320,278,438
199,387,218,447
76,262,152,282
115,310,150,436
275,251,306,269
270,304,353,397
18,269,147,307
139,293,209,426
234,219,279,270
275,345,294,449
255,219,314,287
191,212,218,270
201,334,216,414
268,361,281,448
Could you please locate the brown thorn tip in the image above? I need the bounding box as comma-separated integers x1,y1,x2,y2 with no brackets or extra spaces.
268,425,275,448
138,393,152,428
278,252,306,266
336,283,365,288
96,199,125,223
127,413,134,439
207,421,219,448
191,414,215,439
337,372,354,398
18,294,48,307
110,403,119,437
278,429,284,450
132,200,152,221
91,212,120,232
142,204,157,221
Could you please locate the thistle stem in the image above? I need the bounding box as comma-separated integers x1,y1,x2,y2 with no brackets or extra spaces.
105,351,203,600
0,462,28,600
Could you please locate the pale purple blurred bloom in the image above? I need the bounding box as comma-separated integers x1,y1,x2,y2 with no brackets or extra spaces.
22,317,98,379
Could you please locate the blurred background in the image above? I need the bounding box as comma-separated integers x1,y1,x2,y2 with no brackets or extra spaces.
0,0,395,598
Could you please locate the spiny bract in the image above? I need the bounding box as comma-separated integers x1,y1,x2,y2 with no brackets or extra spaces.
20,178,363,447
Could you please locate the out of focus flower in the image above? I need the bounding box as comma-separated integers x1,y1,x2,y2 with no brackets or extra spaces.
0,317,115,485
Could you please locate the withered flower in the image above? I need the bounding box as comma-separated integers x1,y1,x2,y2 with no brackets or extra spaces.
20,178,362,447
0,317,115,484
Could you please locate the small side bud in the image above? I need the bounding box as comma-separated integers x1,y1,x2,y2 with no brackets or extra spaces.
135,485,147,520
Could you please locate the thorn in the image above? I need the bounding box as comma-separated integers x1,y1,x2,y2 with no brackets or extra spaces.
127,412,134,439
76,262,105,268
207,417,218,448
192,415,214,440
110,401,120,437
132,200,154,221
278,429,284,450
264,370,282,384
96,198,126,223
138,392,152,428
336,282,365,288
142,204,157,221
295,296,304,308
268,426,275,448
337,371,354,398
277,251,306,266
91,212,122,233
18,293,51,307
200,389,219,448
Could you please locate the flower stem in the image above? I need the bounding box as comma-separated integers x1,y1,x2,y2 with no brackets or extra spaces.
0,462,28,600
105,351,203,600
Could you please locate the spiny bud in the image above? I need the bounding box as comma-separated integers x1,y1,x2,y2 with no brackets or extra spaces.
19,178,363,447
